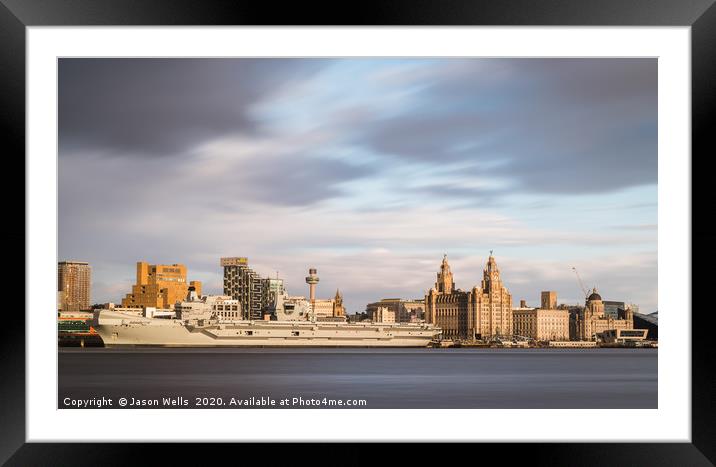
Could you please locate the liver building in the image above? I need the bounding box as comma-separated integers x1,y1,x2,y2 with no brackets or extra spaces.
425,254,513,341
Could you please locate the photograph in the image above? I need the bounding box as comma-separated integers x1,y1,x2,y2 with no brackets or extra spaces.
6,0,714,462
57,57,659,410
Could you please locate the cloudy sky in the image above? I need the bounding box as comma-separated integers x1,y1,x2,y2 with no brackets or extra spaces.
58,58,657,313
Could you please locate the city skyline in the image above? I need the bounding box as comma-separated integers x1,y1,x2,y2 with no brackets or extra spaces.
58,252,649,314
59,58,657,312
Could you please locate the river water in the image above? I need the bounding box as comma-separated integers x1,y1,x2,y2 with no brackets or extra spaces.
58,347,657,409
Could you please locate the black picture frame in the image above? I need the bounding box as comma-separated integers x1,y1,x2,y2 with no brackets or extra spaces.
4,0,714,464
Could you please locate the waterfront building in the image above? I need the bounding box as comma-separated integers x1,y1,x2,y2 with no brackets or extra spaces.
305,290,346,318
633,311,657,339
58,261,91,312
600,328,648,344
603,300,626,319
313,298,337,318
424,254,513,341
541,291,558,309
365,298,424,323
512,307,570,341
221,257,264,320
474,254,514,339
121,262,202,310
573,288,634,340
399,300,424,322
373,306,396,323
366,299,398,320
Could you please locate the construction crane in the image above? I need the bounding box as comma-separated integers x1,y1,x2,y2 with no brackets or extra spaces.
571,267,589,300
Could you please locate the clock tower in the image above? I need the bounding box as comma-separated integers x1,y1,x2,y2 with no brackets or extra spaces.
435,254,455,294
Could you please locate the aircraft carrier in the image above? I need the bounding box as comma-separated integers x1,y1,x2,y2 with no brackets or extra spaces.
94,289,441,347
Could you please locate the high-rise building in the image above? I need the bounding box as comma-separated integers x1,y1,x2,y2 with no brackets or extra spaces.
121,262,201,310
58,261,91,311
221,257,264,319
541,291,558,309
425,253,513,341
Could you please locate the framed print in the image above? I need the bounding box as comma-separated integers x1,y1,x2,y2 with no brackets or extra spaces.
5,0,715,464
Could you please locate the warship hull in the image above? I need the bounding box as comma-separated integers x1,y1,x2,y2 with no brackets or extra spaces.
95,310,440,347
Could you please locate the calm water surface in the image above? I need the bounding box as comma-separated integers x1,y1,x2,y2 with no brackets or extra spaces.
58,348,657,409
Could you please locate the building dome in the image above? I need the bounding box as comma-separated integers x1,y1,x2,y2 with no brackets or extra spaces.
587,288,602,301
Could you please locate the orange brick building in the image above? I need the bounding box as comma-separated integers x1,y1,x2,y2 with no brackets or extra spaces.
121,262,202,309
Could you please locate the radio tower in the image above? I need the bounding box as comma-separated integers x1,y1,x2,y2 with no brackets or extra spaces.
305,268,320,307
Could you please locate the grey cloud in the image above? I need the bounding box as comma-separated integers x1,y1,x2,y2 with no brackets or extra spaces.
367,113,502,164
359,58,657,195
201,153,376,208
59,149,374,250
411,183,502,207
59,58,329,157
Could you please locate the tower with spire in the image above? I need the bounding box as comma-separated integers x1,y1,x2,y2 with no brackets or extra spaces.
425,254,459,328
425,251,513,341
474,252,513,338
481,251,501,293
333,289,345,317
435,254,455,294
